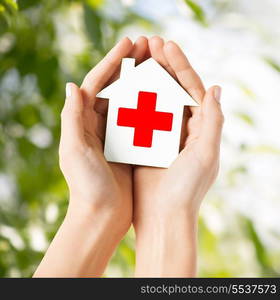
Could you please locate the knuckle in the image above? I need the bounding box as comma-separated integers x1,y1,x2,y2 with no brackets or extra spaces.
61,106,81,121
217,111,225,125
104,55,119,68
59,140,87,163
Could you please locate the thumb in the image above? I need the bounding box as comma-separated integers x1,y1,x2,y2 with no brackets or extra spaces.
200,86,224,150
60,82,85,149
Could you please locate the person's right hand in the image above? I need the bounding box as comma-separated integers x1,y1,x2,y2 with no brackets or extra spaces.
59,37,148,233
35,38,149,278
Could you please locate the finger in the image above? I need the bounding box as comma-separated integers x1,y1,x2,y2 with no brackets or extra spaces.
130,36,149,64
60,82,85,148
110,36,148,81
200,86,224,149
149,37,192,145
148,36,176,77
94,36,149,116
143,41,151,60
109,36,148,83
163,41,205,113
81,37,133,107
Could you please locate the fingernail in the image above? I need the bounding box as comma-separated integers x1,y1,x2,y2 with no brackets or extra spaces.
119,37,129,44
214,86,222,102
66,83,72,98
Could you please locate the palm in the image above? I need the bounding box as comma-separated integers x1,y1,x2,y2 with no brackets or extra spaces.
76,80,133,211
133,108,206,208
77,37,149,211
133,37,220,222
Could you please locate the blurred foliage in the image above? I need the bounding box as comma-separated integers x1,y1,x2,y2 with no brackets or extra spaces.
264,57,280,73
235,112,254,126
0,0,18,34
184,0,207,26
0,0,280,277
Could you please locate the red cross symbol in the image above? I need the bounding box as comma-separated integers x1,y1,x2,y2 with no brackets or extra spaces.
117,91,173,147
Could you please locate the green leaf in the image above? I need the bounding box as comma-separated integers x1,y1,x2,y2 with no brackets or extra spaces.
0,3,5,12
85,0,104,9
35,55,59,98
0,13,8,34
235,112,254,126
17,0,40,10
0,0,18,12
83,3,104,52
183,0,207,26
243,218,276,276
0,0,18,33
264,57,280,73
236,82,256,100
17,105,40,128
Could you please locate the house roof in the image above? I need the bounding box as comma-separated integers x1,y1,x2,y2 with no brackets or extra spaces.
96,58,199,107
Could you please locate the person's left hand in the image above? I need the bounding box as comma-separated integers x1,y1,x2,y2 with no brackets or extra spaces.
133,36,224,276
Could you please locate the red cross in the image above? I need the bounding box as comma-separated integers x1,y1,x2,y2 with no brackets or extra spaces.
117,91,173,147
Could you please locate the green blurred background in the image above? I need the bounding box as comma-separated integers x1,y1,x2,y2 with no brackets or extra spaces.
1,0,280,277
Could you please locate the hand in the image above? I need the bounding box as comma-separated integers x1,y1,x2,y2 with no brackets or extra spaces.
133,36,224,277
59,37,147,232
34,37,149,277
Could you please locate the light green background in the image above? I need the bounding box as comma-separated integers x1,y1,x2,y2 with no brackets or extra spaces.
0,0,279,277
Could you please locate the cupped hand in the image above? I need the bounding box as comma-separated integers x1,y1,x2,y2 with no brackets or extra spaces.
133,36,224,230
59,37,148,233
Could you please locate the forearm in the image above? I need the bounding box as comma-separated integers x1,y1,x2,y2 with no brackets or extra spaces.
33,202,123,277
134,210,198,277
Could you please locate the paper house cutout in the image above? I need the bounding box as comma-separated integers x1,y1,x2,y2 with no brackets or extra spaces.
97,58,199,168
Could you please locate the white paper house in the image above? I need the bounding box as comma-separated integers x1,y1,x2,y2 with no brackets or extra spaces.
97,58,198,168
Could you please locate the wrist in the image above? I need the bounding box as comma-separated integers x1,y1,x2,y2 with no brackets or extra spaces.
134,205,198,235
66,197,131,238
134,210,198,277
34,201,124,277
135,211,198,243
